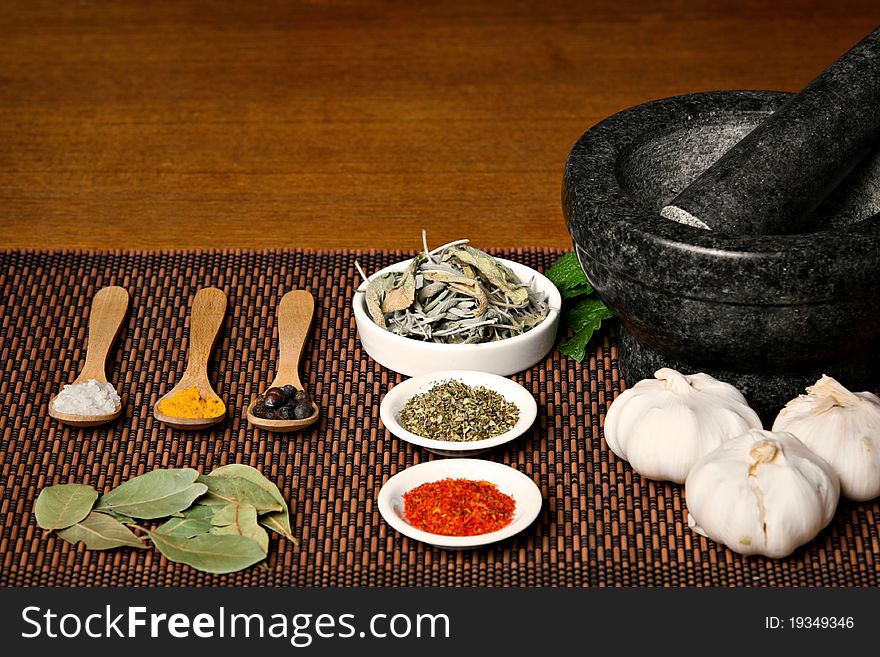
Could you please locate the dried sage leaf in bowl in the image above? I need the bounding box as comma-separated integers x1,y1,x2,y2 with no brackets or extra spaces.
358,234,550,344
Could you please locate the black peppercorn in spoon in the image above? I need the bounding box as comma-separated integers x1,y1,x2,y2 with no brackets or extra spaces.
247,290,319,433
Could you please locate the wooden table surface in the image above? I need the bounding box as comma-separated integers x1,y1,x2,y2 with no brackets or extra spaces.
1,1,877,250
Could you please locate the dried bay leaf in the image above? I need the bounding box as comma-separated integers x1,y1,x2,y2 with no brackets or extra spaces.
155,505,216,539
178,503,216,520
210,502,247,526
207,464,285,506
156,517,214,539
207,464,296,544
197,475,284,514
210,503,269,554
56,511,146,550
96,468,207,519
259,514,297,545
35,483,98,530
93,510,136,525
148,531,266,574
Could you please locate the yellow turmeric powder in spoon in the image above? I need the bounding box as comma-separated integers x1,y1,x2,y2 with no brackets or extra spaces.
157,386,225,419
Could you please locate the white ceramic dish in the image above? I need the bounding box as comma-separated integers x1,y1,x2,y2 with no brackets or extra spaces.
377,458,542,549
380,370,537,457
353,257,561,376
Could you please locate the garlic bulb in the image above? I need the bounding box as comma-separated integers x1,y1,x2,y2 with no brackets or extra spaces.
603,368,761,483
686,429,839,558
773,375,880,501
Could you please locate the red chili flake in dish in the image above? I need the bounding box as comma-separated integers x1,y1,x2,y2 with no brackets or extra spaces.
403,478,516,536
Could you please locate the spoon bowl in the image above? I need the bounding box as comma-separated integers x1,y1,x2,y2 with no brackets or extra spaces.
154,384,226,431
246,290,319,433
48,286,129,428
246,400,319,432
49,396,123,428
153,287,228,431
50,369,124,428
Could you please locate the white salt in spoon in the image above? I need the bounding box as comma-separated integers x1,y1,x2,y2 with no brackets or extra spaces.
48,286,130,428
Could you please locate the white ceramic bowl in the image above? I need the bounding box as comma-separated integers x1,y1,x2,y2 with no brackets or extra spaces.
380,370,537,457
377,458,543,549
353,257,561,376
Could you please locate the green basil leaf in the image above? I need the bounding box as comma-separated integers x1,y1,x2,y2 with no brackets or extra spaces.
561,283,594,299
35,483,98,530
56,511,145,550
96,468,207,519
148,531,266,574
558,329,593,362
558,298,614,362
565,297,613,333
545,251,591,292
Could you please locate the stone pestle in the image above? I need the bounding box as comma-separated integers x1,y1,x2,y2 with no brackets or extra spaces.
661,26,880,235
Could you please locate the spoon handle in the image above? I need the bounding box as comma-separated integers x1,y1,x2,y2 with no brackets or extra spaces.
77,286,130,383
272,290,315,389
182,287,228,379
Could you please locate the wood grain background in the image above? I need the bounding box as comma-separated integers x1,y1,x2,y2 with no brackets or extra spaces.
1,0,877,250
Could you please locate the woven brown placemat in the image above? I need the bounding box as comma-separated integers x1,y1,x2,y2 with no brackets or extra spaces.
1,248,877,587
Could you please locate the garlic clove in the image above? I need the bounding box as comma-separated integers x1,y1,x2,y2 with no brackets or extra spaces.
686,429,839,558
773,375,880,501
604,368,762,484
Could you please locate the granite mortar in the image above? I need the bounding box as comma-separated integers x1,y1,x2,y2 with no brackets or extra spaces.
563,90,880,422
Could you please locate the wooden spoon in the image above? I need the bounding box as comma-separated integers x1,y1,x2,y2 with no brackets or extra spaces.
247,290,319,432
153,287,228,430
49,286,130,428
